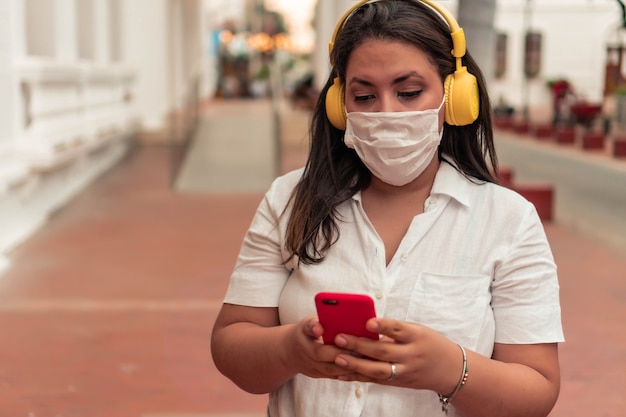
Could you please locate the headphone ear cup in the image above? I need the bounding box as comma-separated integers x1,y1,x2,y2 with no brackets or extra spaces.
444,67,479,126
325,77,347,130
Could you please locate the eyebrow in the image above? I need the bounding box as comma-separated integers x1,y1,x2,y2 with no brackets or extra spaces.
348,71,424,87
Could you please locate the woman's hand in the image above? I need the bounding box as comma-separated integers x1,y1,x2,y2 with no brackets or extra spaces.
330,317,561,417
212,305,353,393
284,316,362,381
331,317,462,394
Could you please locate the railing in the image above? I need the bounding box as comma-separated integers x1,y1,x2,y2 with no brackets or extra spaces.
16,59,138,170
0,59,139,264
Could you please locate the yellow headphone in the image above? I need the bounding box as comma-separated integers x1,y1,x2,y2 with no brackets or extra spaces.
325,0,480,130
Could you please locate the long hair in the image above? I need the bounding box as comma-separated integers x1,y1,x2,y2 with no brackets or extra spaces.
284,0,497,265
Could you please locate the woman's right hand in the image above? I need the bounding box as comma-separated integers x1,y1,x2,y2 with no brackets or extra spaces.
212,304,357,393
284,316,358,380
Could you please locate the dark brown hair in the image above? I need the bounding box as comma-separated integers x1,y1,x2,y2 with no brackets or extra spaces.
284,0,498,265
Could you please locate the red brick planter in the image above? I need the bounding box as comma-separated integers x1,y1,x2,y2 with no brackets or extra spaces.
532,124,553,140
581,131,604,150
510,182,554,222
493,115,514,130
497,165,514,187
513,120,530,134
613,136,626,158
554,126,576,144
498,168,554,222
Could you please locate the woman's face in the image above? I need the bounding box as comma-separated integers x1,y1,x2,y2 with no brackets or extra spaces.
344,39,445,125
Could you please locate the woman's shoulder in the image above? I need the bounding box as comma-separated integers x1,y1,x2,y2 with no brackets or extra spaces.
268,168,304,192
439,162,538,222
473,177,540,224
262,168,305,207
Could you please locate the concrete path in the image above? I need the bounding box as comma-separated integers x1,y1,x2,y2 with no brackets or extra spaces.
175,99,279,194
495,131,626,254
0,98,624,417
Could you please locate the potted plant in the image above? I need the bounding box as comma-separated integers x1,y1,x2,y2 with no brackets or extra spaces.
251,64,271,98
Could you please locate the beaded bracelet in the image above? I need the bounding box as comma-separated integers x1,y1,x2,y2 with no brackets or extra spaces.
438,344,469,415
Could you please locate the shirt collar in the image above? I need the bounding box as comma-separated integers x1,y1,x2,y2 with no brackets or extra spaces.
350,158,476,208
430,159,473,208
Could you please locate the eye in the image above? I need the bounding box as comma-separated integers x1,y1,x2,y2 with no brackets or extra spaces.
398,90,422,98
354,94,376,102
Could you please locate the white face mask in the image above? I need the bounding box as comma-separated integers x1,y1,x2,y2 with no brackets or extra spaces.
344,99,444,186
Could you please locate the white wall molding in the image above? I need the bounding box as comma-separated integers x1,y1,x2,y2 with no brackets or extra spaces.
15,59,137,166
1,0,207,276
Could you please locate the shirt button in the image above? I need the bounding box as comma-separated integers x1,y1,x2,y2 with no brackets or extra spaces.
401,253,408,261
355,388,362,398
375,290,383,299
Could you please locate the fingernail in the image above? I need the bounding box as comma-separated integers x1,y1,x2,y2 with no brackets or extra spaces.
336,357,348,366
335,336,347,347
367,320,379,331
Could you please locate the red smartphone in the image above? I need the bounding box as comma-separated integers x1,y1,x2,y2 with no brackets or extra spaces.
314,292,378,344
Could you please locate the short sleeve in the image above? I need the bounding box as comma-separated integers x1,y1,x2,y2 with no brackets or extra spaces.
223,170,301,307
491,204,565,344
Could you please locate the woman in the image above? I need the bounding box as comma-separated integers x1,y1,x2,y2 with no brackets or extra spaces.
211,1,564,416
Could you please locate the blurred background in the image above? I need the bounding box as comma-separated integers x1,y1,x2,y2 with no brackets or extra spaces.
0,0,623,266
0,1,625,416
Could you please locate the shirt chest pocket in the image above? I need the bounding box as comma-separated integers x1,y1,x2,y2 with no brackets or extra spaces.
406,273,493,348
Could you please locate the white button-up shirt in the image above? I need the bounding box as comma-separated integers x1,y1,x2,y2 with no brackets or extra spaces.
224,161,564,417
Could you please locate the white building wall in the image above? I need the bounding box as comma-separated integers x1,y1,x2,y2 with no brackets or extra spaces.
492,0,619,121
0,0,205,275
171,0,203,112
313,0,619,124
121,0,171,131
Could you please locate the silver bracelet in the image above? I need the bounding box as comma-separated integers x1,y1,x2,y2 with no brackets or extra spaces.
438,344,469,415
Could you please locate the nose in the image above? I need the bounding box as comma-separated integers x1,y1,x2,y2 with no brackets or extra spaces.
378,93,401,113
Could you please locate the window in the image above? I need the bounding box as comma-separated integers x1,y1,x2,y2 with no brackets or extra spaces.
494,32,507,79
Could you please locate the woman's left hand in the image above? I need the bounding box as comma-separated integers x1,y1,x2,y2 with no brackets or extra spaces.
332,318,462,394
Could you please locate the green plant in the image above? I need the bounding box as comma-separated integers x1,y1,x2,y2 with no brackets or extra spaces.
256,65,271,80
615,84,626,96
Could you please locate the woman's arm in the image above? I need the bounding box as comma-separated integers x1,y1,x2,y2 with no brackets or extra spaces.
211,304,293,394
211,303,352,394
452,342,560,417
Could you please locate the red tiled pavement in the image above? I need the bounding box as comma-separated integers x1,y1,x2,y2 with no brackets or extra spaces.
0,146,270,417
0,101,624,417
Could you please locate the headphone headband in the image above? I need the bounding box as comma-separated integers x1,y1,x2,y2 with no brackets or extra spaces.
328,0,467,66
325,0,479,129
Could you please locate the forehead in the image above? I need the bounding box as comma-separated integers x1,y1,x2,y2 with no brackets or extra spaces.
346,39,438,79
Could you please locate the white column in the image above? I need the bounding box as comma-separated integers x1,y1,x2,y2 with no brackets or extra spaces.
120,0,171,131
12,0,26,58
0,0,17,272
457,0,496,86
109,0,122,61
313,0,354,92
0,0,19,146
177,0,202,107
93,0,111,63
170,0,185,110
76,0,112,62
185,0,202,95
56,0,78,61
